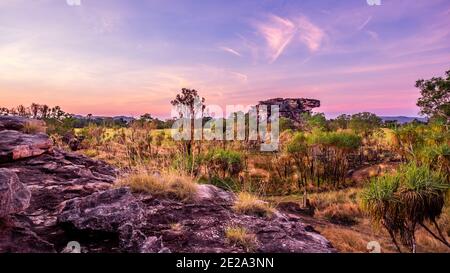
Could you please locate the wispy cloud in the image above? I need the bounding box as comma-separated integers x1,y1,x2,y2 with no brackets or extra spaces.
366,30,379,40
254,14,324,63
358,16,372,31
219,46,242,57
296,15,325,52
254,15,296,63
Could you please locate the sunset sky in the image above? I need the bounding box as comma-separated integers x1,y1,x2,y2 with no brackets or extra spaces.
1,0,450,118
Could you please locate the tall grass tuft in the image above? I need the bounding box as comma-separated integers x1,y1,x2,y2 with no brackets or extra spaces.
232,192,275,218
116,172,198,202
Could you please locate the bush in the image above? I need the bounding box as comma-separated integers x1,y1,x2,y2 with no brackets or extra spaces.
225,226,257,252
232,192,275,218
116,173,198,202
204,149,244,179
206,176,242,192
22,121,46,134
308,131,362,151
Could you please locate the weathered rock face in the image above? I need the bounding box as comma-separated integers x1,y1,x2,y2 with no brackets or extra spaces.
57,186,334,253
258,98,320,123
0,148,117,252
0,130,53,163
0,168,31,218
0,118,117,252
0,116,334,253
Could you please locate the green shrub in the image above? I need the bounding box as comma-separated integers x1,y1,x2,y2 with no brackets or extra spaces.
204,149,244,179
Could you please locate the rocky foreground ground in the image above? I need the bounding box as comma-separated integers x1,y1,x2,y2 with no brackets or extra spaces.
0,116,335,253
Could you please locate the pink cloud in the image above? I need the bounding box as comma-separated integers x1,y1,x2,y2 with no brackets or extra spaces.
254,14,324,63
296,16,325,51
254,14,296,63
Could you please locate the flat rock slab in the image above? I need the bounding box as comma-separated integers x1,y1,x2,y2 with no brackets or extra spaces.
57,187,335,253
0,130,53,163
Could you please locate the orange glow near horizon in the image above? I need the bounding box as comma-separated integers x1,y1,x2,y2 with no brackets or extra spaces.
1,0,450,118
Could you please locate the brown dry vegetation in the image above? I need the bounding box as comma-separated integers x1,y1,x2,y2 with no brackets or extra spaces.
268,186,450,253
116,172,198,202
225,226,258,252
232,192,275,218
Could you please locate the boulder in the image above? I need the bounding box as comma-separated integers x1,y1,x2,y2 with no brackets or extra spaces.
0,130,53,163
196,184,235,204
0,116,46,132
58,188,145,232
0,168,31,218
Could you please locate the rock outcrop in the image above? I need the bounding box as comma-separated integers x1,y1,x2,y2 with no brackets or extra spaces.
258,98,320,123
0,130,53,163
0,116,334,253
0,116,46,132
58,187,333,253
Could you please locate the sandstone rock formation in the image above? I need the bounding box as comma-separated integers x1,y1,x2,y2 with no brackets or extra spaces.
0,130,53,163
0,168,31,218
258,98,320,123
0,116,334,253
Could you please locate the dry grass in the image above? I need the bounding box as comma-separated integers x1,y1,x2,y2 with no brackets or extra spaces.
82,149,99,158
170,223,183,232
317,203,362,225
225,226,258,252
317,225,401,253
309,188,360,210
319,227,374,253
22,121,46,134
271,188,450,253
116,173,198,202
233,192,275,218
415,228,450,253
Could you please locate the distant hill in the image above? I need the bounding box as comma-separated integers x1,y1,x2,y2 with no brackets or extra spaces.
380,116,427,124
72,115,136,124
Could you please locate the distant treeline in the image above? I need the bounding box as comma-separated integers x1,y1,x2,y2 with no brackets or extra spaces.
0,103,176,130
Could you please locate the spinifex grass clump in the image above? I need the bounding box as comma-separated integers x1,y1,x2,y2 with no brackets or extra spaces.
232,192,275,218
360,163,449,252
225,226,258,252
116,172,198,202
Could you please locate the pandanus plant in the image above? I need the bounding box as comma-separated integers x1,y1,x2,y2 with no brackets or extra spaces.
361,163,449,253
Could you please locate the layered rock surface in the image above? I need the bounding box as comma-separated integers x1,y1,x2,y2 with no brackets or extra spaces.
258,98,321,123
0,130,53,162
0,169,31,218
0,116,334,253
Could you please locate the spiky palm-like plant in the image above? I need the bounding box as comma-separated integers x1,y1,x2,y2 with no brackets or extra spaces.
361,163,449,252
360,173,405,252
